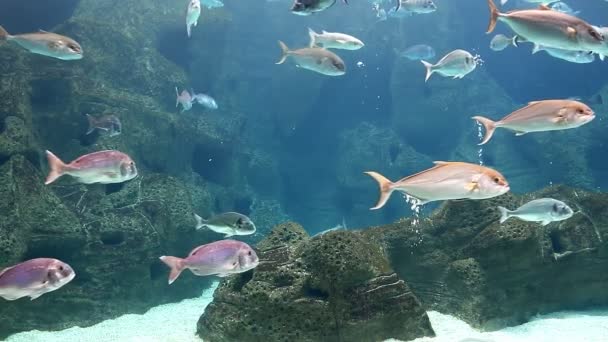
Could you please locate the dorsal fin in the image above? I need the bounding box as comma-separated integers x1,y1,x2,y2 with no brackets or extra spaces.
38,29,49,33
538,5,551,10
528,101,540,105
0,266,14,278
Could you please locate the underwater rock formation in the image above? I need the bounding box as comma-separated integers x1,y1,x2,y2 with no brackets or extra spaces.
197,222,435,342
375,185,608,330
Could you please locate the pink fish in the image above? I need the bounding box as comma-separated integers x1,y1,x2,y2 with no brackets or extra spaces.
365,161,510,209
45,150,138,185
472,100,595,145
159,240,259,284
175,87,193,112
0,258,75,300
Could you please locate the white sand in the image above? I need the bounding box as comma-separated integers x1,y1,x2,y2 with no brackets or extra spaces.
7,284,608,342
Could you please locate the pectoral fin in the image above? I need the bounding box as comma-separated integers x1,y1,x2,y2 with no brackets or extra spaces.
217,273,230,278
465,182,479,192
515,132,527,136
566,26,577,38
541,220,551,226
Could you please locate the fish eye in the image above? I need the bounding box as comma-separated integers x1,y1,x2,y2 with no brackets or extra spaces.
589,29,604,41
248,251,252,256
232,262,237,266
493,177,501,184
59,266,64,271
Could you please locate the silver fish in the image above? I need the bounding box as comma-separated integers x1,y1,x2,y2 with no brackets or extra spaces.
276,41,346,76
365,161,510,209
291,0,345,16
191,91,218,110
421,49,478,82
0,258,75,301
313,217,347,237
490,34,519,51
194,212,256,237
498,198,573,225
472,99,595,145
86,114,122,137
397,44,436,60
486,0,604,54
390,0,436,17
159,240,259,284
186,0,201,38
0,26,82,60
532,44,595,63
308,28,364,50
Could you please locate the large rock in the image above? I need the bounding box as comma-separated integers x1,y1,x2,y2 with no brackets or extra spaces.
376,185,608,330
197,222,435,342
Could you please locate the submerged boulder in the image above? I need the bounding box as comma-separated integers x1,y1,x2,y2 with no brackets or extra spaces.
197,222,435,342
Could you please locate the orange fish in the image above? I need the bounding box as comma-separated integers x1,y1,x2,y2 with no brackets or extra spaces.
365,161,509,210
472,99,595,145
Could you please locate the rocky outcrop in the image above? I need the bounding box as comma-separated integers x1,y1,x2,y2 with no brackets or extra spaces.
374,185,608,330
197,222,435,342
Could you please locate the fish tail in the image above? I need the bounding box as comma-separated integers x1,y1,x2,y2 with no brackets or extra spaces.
85,114,96,135
276,41,289,65
500,0,508,5
0,26,9,41
44,150,67,185
394,0,400,12
487,0,500,34
159,256,185,285
307,28,317,48
512,35,519,48
175,87,180,107
194,213,206,230
532,44,542,54
472,116,497,145
421,60,434,82
364,171,395,210
498,206,511,223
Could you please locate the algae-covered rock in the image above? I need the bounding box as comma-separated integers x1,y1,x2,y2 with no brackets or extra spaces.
197,222,435,342
376,185,608,330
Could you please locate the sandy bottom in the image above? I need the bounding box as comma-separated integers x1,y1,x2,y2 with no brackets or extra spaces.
7,284,608,342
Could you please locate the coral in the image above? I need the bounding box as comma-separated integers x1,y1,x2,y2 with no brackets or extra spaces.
197,222,435,342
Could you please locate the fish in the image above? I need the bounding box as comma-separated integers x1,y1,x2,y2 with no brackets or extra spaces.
591,26,608,60
498,198,573,226
175,87,193,112
490,34,520,51
191,91,218,110
308,28,364,50
549,2,580,16
201,0,224,8
532,44,595,63
45,150,138,185
276,41,346,76
0,26,83,60
290,0,346,16
421,49,478,82
391,0,436,16
0,258,75,301
186,0,201,38
397,44,436,60
312,217,347,237
194,212,256,237
85,114,122,137
159,240,259,284
472,99,595,145
486,0,604,54
365,161,510,209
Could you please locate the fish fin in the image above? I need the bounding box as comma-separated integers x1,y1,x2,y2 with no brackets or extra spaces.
276,41,289,65
47,41,60,49
45,150,67,185
600,54,606,61
472,116,497,145
486,0,500,34
364,171,395,210
194,20,198,27
541,220,551,226
224,233,234,238
394,0,400,11
512,36,519,48
308,28,317,48
500,0,508,5
0,266,13,277
159,256,185,285
85,114,96,135
194,213,206,229
0,26,9,41
465,182,479,192
532,44,542,54
498,206,511,223
175,87,180,107
187,24,192,38
566,26,577,38
38,29,49,33
420,60,434,82
29,293,44,301
514,131,527,136
217,273,230,278
336,39,348,44
538,5,551,10
342,216,347,230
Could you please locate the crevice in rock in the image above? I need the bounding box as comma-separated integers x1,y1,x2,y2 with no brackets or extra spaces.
549,230,564,254
99,231,125,246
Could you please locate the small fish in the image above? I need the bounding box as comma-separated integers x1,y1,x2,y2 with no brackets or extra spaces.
191,91,218,110
490,34,519,51
45,150,138,185
175,87,193,112
186,0,201,38
365,161,510,209
397,44,436,60
194,212,256,237
0,258,75,301
486,0,604,54
472,99,595,145
0,26,82,60
159,240,259,284
312,217,347,237
276,41,346,76
308,28,364,50
532,44,595,63
85,114,122,137
390,0,436,17
549,2,580,16
421,49,478,82
201,0,224,8
498,198,573,226
291,0,346,16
